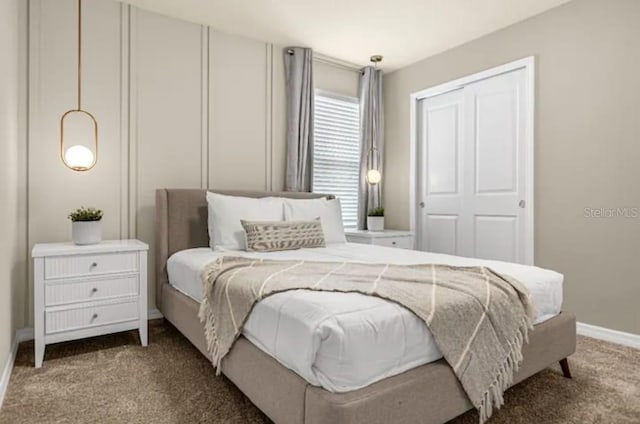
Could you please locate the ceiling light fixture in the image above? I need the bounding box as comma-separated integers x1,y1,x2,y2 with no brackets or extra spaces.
60,0,98,172
370,55,383,68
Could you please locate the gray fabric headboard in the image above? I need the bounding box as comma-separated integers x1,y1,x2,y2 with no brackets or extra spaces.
154,189,333,310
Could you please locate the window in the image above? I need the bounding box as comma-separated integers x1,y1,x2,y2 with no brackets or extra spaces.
313,91,361,229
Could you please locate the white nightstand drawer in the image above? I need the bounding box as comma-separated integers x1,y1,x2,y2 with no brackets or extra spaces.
45,275,139,307
375,237,413,249
44,252,138,279
346,230,415,250
45,299,139,334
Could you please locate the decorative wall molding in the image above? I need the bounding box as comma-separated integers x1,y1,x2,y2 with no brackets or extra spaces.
127,5,139,239
265,43,274,191
120,3,131,240
207,28,215,189
200,25,210,190
577,321,640,349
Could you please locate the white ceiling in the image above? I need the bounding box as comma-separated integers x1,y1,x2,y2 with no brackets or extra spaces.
123,0,571,71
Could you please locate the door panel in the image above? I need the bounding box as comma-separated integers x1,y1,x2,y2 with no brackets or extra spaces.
417,67,530,264
426,215,458,255
474,215,517,262
418,88,465,253
427,105,459,194
465,69,526,263
474,88,518,193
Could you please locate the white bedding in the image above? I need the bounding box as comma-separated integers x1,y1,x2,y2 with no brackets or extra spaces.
167,243,563,393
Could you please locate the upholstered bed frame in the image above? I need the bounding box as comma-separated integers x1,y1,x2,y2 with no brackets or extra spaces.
155,188,576,424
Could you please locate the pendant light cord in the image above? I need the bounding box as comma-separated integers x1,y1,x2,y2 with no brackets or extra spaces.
77,0,82,110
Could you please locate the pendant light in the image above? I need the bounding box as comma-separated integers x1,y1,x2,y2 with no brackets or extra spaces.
365,55,383,186
60,0,98,171
366,147,382,185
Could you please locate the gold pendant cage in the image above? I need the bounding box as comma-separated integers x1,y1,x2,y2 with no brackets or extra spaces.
60,109,98,171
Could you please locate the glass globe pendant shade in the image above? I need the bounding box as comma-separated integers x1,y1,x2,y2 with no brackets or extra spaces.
366,169,382,185
64,145,95,171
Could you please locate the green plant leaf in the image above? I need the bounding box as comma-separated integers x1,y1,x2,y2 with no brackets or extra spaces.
68,206,103,222
367,207,385,217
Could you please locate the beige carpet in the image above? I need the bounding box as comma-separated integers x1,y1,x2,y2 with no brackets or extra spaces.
1,321,638,424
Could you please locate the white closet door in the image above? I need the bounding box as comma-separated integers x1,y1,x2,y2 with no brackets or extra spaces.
418,88,465,256
418,68,531,264
464,69,528,263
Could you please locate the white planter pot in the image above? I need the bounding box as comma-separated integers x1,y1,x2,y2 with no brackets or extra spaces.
367,216,385,232
72,221,102,245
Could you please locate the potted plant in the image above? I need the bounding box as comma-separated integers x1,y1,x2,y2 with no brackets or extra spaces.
68,207,103,245
367,207,385,231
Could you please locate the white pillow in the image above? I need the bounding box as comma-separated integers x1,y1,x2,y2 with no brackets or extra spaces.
207,192,284,250
283,198,346,244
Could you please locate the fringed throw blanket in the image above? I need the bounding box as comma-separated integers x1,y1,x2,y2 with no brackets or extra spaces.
199,256,535,423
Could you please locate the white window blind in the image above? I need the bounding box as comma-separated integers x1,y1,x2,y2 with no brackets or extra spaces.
313,91,361,229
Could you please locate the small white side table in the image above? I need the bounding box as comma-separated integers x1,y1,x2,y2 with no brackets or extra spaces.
32,239,149,368
345,230,415,249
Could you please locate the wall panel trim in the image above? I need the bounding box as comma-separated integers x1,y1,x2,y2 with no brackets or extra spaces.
265,43,273,191
128,6,138,238
200,25,209,189
207,30,215,188
119,3,130,239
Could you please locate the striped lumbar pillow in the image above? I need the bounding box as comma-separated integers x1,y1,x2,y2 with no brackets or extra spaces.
241,219,326,252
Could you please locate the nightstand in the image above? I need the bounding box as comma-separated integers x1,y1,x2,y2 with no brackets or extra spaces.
345,230,415,249
32,239,149,368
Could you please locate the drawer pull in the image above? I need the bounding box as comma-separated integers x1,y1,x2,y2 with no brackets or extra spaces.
91,313,98,320
91,287,98,293
90,262,98,269
392,241,397,245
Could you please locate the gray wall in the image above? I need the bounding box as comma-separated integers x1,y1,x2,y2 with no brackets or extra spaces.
384,0,640,334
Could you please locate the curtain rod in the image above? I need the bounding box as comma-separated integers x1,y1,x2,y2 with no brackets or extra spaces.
286,48,363,72
314,53,363,72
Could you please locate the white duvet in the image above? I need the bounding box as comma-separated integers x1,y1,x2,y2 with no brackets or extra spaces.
167,243,563,393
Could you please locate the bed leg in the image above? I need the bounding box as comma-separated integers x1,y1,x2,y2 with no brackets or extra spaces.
559,358,572,379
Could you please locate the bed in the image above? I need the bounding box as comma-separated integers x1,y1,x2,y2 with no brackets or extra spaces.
155,188,576,424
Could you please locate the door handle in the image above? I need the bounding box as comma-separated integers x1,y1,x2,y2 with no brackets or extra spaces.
519,200,526,208
419,202,425,208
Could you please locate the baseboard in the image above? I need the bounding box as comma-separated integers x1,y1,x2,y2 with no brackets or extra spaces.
148,308,163,320
15,327,33,343
1,327,37,408
577,321,640,349
0,336,19,410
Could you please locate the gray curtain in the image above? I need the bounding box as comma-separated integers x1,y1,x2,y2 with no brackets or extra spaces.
358,66,384,229
284,47,314,192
